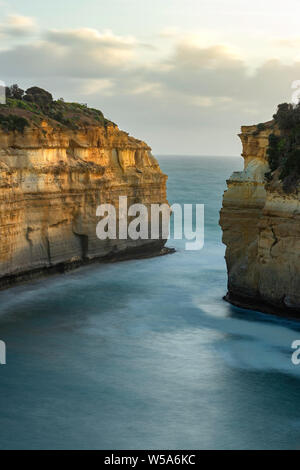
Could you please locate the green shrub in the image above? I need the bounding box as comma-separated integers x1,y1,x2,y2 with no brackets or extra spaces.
267,133,281,171
2,84,108,130
6,84,24,100
279,149,300,180
274,103,300,130
256,123,266,133
0,114,29,132
7,98,40,114
267,102,300,188
24,87,53,109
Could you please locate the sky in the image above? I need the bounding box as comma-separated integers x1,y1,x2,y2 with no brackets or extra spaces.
1,0,300,155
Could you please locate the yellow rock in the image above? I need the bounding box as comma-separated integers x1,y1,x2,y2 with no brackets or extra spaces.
220,121,300,316
0,122,168,287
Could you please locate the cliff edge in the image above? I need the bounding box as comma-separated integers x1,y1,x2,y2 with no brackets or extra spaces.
220,108,300,317
0,85,168,288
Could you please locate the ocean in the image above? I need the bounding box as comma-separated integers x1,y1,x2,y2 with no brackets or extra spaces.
1,156,300,450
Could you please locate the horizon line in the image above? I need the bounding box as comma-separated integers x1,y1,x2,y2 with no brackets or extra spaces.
155,154,241,158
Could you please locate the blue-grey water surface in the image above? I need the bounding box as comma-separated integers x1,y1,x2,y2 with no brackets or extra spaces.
1,156,300,450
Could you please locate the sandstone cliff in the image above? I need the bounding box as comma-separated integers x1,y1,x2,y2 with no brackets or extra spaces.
220,121,300,317
0,89,168,288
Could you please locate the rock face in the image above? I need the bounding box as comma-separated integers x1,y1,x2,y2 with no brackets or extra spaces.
220,121,300,317
0,122,168,287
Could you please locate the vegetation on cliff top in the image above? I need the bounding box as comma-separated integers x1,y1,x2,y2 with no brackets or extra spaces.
0,84,113,132
267,102,300,191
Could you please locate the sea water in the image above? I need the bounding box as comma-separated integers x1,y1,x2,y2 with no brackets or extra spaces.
0,156,300,450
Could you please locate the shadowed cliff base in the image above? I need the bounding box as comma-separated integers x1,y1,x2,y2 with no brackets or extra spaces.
224,292,300,321
0,242,175,291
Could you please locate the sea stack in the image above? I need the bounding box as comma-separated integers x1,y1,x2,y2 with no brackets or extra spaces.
220,108,300,317
0,87,168,287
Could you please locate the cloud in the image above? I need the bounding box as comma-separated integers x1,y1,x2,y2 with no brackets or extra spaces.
79,78,114,96
0,15,37,37
273,38,300,48
0,27,138,80
151,42,248,100
46,27,136,65
1,23,300,154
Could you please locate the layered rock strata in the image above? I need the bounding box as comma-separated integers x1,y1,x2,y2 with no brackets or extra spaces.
220,121,300,317
0,122,168,287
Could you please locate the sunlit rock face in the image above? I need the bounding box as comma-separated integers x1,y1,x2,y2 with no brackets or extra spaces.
0,122,168,287
220,121,300,316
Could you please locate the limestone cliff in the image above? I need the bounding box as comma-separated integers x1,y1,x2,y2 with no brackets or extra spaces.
0,93,168,288
220,121,300,317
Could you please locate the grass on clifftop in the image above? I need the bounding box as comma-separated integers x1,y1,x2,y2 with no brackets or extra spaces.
266,102,300,191
0,84,113,133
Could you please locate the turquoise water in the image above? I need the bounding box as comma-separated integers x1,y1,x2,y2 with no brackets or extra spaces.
1,156,300,450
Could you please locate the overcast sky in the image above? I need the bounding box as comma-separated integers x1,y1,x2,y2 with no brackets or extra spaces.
1,0,300,155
